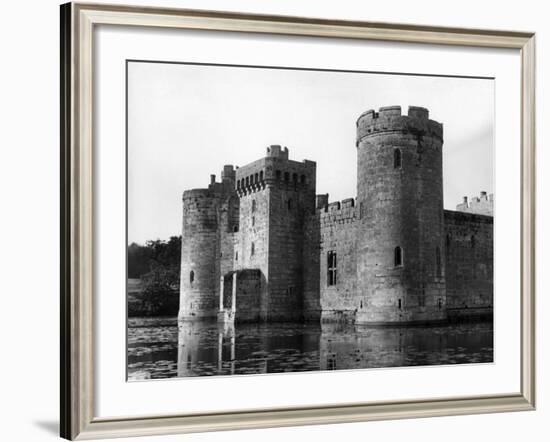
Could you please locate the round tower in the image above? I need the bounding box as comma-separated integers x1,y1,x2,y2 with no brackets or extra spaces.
355,106,446,324
179,189,220,320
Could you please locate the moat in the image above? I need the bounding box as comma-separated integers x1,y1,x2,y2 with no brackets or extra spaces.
127,317,493,380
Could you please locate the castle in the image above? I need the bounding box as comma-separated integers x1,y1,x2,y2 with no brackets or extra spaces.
178,106,493,325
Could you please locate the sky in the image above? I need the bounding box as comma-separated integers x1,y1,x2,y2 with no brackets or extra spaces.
127,61,494,245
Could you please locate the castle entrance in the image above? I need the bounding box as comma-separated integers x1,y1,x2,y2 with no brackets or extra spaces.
218,269,262,323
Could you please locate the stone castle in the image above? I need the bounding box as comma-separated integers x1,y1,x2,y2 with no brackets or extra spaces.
178,106,493,325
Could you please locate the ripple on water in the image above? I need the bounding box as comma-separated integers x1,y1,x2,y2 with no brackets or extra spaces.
127,318,493,380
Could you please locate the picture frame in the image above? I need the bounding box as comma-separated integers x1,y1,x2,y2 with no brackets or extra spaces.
60,2,536,440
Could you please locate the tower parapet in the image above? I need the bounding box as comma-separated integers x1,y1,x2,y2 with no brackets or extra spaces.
356,106,443,145
456,191,494,216
266,144,289,159
235,147,316,197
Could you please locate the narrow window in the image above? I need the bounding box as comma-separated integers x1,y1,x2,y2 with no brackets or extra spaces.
436,246,442,278
284,172,290,181
237,180,240,189
327,251,337,286
254,173,259,183
259,170,264,181
398,298,402,309
471,235,476,248
241,178,245,188
287,199,292,211
446,233,451,252
276,170,281,180
252,216,255,226
394,149,402,168
235,251,238,261
251,242,255,256
300,174,306,184
251,199,256,213
438,298,443,310
245,176,249,186
190,270,194,284
233,225,239,233
292,173,298,183
394,246,403,267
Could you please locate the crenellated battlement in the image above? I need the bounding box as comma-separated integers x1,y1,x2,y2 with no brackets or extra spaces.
182,188,212,199
235,147,316,197
317,197,357,226
266,144,289,159
456,191,494,216
356,105,443,143
316,197,356,212
182,164,236,201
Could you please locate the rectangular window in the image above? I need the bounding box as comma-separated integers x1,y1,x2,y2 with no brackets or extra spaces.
327,251,337,286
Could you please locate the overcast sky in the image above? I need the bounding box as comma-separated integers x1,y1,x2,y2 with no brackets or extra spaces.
128,61,494,245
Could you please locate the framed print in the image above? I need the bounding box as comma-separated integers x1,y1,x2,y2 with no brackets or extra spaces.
60,2,536,440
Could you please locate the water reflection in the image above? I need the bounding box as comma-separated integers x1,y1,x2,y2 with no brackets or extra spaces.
127,318,493,380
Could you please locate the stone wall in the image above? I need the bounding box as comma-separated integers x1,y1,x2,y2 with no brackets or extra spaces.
444,210,493,320
234,269,262,322
316,198,359,322
302,212,321,321
234,186,270,318
267,183,312,321
216,196,238,309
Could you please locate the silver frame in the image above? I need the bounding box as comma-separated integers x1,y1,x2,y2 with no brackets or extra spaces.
60,2,536,439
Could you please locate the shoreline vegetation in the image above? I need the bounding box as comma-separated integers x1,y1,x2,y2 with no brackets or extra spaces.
127,236,181,317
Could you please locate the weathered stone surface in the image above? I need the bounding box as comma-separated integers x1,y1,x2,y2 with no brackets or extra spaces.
444,210,493,320
178,108,494,325
355,106,446,324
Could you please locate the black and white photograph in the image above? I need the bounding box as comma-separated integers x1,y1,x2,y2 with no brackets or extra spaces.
1,0,544,440
126,61,494,380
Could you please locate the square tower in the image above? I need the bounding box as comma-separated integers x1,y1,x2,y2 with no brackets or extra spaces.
235,146,316,321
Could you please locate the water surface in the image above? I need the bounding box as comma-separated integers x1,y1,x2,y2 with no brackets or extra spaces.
127,317,493,380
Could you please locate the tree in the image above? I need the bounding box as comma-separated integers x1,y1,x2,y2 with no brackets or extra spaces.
128,237,181,316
